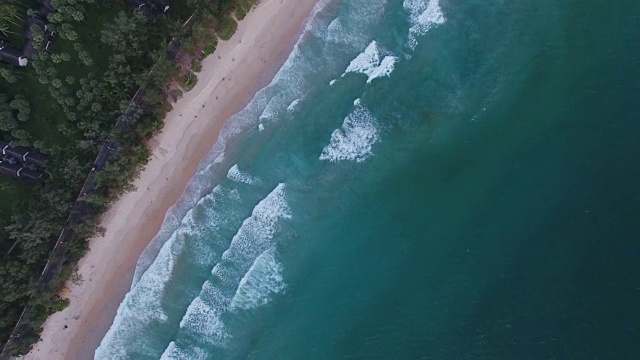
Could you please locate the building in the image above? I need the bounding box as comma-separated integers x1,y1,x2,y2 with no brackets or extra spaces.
24,151,48,167
0,140,8,152
0,161,21,178
150,0,170,12
0,40,28,67
128,0,169,15
0,141,48,168
17,166,43,181
2,145,28,160
0,161,43,180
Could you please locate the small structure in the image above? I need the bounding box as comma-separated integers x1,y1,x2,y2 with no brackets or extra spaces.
128,0,169,15
17,166,43,180
150,0,170,12
0,161,43,180
0,161,21,178
0,40,28,67
3,145,28,160
0,141,15,156
0,141,48,181
24,151,48,167
1,144,47,167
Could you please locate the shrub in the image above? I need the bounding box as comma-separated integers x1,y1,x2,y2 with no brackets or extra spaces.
179,71,197,91
217,16,237,41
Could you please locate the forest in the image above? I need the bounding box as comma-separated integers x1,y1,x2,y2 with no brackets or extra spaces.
0,0,256,356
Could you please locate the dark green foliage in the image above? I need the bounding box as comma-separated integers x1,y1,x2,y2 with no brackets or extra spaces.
191,59,203,73
217,16,237,40
180,71,197,90
0,0,260,356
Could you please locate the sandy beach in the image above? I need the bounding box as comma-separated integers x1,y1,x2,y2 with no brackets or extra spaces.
24,0,318,358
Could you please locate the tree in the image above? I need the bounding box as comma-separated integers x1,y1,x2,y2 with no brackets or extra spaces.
0,3,22,37
0,67,18,83
0,111,17,131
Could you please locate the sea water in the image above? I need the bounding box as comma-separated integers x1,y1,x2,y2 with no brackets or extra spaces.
96,0,640,358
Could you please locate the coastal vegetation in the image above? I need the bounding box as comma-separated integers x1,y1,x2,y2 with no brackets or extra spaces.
0,0,257,356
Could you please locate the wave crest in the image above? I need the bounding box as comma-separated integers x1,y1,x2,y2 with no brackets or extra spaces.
342,41,399,83
320,100,380,163
403,0,446,49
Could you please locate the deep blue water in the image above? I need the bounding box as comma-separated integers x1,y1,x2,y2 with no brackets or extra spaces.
96,0,639,358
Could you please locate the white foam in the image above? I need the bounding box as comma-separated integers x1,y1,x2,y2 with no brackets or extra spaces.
368,55,399,83
403,0,446,49
320,100,380,163
96,232,183,358
287,98,301,111
103,0,337,354
316,0,387,50
178,284,230,347
214,183,291,267
342,41,399,83
230,247,286,311
227,164,258,184
169,184,291,349
160,342,208,360
326,17,348,44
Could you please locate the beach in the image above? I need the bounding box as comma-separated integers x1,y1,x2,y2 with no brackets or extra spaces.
24,0,318,358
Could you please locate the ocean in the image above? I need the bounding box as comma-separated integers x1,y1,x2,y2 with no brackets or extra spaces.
95,0,640,358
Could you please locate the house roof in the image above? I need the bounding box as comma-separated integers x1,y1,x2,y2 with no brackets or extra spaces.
4,146,28,160
0,142,49,168
128,0,169,15
0,161,20,178
17,167,43,180
0,42,28,67
25,151,48,167
149,0,170,12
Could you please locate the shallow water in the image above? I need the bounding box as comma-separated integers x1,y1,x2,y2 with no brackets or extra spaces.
96,0,640,358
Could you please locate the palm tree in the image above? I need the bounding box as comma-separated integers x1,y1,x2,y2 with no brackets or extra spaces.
0,3,22,37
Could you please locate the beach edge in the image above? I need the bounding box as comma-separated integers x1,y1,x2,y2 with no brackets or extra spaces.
23,0,319,358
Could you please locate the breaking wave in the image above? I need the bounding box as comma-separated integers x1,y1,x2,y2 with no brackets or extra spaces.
230,247,286,311
161,184,291,355
227,164,259,184
342,41,399,83
320,99,381,163
403,0,446,49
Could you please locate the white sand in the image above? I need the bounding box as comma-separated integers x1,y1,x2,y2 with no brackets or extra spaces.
23,0,318,358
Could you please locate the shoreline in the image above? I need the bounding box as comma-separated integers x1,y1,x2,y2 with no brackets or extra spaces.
24,0,319,358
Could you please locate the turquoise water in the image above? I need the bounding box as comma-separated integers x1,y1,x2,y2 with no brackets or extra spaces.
96,0,639,358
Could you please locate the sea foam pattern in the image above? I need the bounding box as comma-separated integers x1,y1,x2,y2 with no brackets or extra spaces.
320,100,380,163
227,164,259,184
160,342,208,360
342,41,399,83
95,229,183,358
403,0,446,49
161,184,291,355
230,247,286,310
96,185,248,359
102,0,398,357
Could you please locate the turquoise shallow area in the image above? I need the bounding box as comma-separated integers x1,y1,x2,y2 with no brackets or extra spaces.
96,0,639,358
